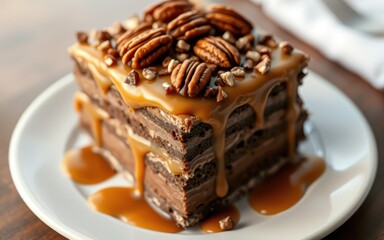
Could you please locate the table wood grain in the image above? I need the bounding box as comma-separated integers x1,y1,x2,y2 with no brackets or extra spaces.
1,0,383,239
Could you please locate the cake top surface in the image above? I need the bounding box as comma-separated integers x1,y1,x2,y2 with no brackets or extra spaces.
68,0,308,126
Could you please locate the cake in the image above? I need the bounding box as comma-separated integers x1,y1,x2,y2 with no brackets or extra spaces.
68,0,309,228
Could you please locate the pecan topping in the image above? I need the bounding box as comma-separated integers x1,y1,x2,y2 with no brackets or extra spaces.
258,34,277,48
171,60,212,97
116,22,152,50
279,41,294,54
142,67,157,80
220,71,235,87
194,36,240,68
76,32,88,44
231,67,245,77
125,70,140,85
254,57,271,75
162,82,176,95
119,28,173,69
206,5,253,36
167,10,211,41
216,86,228,102
144,0,193,23
219,216,234,231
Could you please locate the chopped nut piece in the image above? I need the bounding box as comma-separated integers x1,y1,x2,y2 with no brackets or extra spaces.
124,15,140,30
107,48,119,59
258,34,277,48
162,56,172,67
219,216,234,231
104,56,116,67
255,45,271,56
142,67,157,80
254,58,271,75
242,59,254,70
280,41,294,54
231,67,245,77
176,53,189,62
168,59,180,73
109,22,126,38
76,32,88,44
222,31,236,44
158,68,170,76
176,39,191,52
204,86,218,98
236,36,250,51
245,50,261,63
215,77,225,87
216,86,228,102
220,71,235,87
125,70,140,85
97,40,112,52
162,82,175,95
94,30,111,42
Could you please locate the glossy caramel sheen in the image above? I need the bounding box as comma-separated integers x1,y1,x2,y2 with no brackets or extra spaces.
88,187,181,233
69,42,308,197
248,155,326,215
199,204,240,233
61,145,116,184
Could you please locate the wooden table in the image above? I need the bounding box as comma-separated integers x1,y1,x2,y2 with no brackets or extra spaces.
1,0,383,239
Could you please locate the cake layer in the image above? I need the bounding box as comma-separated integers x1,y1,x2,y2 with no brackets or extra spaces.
78,97,306,227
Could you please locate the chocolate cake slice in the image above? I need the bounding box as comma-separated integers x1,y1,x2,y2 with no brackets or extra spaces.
68,0,309,228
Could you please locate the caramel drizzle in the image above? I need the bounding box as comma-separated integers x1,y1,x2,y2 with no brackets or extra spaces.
69,43,307,197
88,187,181,233
248,155,325,215
126,128,183,195
74,92,108,146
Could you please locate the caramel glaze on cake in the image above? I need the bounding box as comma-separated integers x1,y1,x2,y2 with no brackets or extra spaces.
67,0,310,228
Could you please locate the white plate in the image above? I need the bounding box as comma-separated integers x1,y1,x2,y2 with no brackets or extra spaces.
9,71,377,240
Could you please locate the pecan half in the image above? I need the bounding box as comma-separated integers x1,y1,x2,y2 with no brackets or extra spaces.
116,22,152,50
206,4,253,36
144,0,193,23
167,10,211,41
171,59,212,97
119,28,173,69
193,36,240,68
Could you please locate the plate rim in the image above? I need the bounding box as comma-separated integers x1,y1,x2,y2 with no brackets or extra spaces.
9,72,378,240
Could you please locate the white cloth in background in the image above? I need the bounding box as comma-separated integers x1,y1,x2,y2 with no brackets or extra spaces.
252,0,384,89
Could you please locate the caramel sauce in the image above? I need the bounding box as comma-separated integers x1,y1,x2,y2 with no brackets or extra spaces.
68,43,308,197
61,145,116,184
199,204,240,233
88,187,181,233
74,92,108,146
248,155,325,215
126,128,184,195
